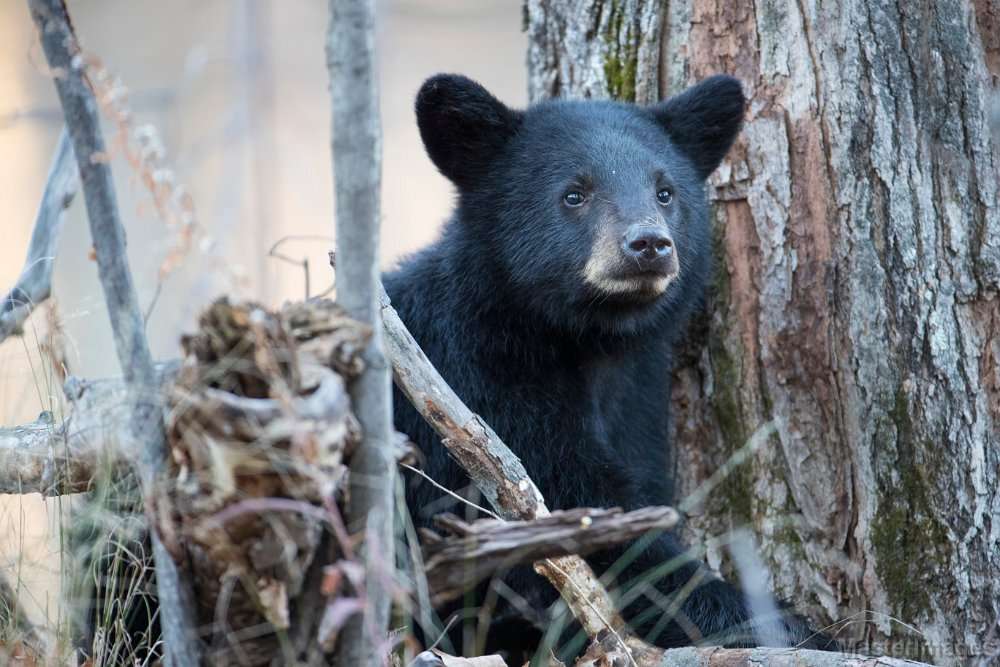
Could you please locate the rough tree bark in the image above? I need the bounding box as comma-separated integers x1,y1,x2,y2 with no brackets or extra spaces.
525,1,1000,665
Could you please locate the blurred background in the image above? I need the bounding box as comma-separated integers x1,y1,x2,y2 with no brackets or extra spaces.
0,0,524,632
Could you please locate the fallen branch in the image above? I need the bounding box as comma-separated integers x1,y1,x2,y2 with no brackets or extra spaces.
423,507,679,606
0,364,176,496
373,276,547,521
27,1,200,663
0,411,105,496
411,630,927,666
0,128,77,343
579,636,934,667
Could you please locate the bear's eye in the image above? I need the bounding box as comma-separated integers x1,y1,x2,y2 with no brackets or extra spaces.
563,191,586,208
656,188,673,205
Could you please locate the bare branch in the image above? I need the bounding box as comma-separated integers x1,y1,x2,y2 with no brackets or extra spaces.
375,278,548,521
26,1,200,663
423,507,679,605
327,0,394,663
0,128,77,343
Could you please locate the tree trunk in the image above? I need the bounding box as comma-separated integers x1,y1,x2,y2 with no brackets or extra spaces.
524,1,1000,664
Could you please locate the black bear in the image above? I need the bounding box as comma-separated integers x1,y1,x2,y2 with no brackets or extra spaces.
76,73,827,664
386,74,821,659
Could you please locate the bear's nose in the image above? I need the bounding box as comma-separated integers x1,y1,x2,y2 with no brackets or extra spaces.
623,226,673,262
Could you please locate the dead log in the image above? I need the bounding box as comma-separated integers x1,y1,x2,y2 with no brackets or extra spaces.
580,636,934,667
0,411,103,497
423,507,679,606
413,639,935,667
0,364,177,496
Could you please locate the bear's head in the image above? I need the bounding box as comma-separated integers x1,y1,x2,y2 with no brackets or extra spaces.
416,74,745,338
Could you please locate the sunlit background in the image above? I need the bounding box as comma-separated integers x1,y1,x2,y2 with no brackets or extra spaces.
0,0,525,632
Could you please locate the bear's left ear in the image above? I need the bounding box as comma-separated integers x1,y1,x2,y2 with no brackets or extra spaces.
416,74,523,189
649,75,746,180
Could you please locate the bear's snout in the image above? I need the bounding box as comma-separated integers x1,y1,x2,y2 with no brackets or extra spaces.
623,225,673,264
621,224,678,278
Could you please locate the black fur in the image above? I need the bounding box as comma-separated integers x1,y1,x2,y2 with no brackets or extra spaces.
389,74,824,660
416,74,524,189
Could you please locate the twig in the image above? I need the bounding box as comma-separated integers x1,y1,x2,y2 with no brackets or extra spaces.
327,0,395,664
143,279,163,328
0,127,77,343
402,463,501,520
267,235,333,300
374,278,548,521
26,1,200,664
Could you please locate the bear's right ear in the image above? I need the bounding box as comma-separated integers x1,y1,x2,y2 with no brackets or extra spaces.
416,74,522,189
